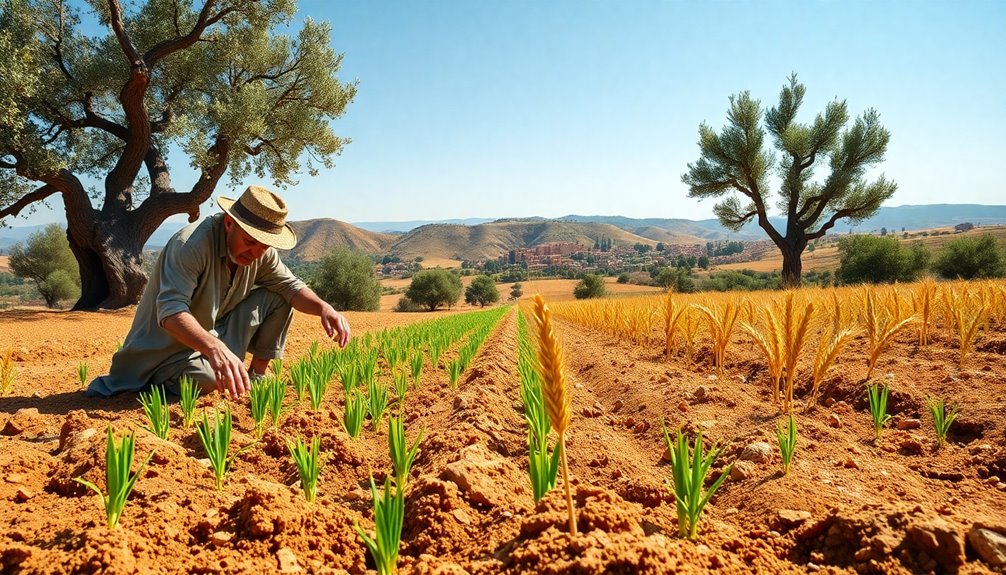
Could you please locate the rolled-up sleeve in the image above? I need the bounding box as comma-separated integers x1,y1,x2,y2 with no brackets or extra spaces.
156,236,206,325
255,249,306,303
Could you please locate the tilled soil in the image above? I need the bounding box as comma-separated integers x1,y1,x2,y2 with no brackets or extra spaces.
1,304,1005,574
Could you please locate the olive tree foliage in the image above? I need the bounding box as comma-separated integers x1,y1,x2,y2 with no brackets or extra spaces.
932,235,1006,280
509,282,523,300
683,74,897,288
573,273,605,299
464,275,499,308
310,247,381,311
0,0,356,310
8,223,81,307
405,269,463,311
836,235,930,285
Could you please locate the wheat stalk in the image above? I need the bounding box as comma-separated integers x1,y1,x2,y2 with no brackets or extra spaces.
807,326,858,410
781,293,814,413
531,294,576,535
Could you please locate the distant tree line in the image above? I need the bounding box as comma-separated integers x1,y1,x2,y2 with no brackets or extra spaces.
706,241,745,257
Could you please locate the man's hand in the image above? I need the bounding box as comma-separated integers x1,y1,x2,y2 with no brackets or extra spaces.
205,341,251,399
321,304,351,348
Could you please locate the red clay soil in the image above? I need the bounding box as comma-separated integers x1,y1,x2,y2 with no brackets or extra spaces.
1,304,1005,574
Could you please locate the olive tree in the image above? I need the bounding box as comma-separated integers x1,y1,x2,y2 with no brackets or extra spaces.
8,223,80,307
683,74,897,288
310,247,381,311
573,274,605,299
405,269,462,311
0,0,355,309
464,275,499,308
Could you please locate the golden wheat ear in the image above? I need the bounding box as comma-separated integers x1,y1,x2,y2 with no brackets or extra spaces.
531,294,570,435
530,294,577,535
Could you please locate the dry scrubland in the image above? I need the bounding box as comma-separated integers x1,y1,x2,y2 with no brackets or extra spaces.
1,279,1005,574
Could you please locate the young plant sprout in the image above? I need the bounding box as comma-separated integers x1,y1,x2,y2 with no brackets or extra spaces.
196,406,236,490
178,376,200,428
388,415,423,490
77,361,89,389
270,358,283,378
776,414,797,475
410,353,423,388
867,381,893,442
662,422,732,540
287,435,322,503
343,389,367,438
138,385,171,440
393,370,408,407
927,397,958,449
266,376,286,429
447,359,462,390
355,476,404,575
367,378,389,432
248,379,271,438
75,425,153,529
307,367,329,411
1,349,16,396
289,359,312,403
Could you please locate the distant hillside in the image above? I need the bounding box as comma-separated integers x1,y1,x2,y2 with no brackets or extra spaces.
351,217,494,234
383,221,670,262
560,215,763,241
848,204,1006,233
285,219,394,260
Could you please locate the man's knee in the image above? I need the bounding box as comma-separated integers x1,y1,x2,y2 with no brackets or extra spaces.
163,358,215,395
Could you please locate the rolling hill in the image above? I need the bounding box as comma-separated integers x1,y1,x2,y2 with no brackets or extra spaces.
379,220,678,262
285,218,395,260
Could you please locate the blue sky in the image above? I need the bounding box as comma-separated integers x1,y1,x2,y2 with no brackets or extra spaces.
12,0,1006,227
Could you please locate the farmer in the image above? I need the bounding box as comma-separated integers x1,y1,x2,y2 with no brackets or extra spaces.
87,185,350,399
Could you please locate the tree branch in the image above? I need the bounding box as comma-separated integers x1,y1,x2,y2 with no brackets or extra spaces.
106,0,142,65
0,184,59,219
805,203,872,241
144,1,239,65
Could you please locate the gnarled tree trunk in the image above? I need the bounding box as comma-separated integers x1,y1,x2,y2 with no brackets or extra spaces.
66,216,148,310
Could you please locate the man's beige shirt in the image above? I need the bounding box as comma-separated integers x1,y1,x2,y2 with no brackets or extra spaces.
87,213,305,396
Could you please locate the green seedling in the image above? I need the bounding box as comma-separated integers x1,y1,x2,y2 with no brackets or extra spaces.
355,476,404,575
288,435,323,504
662,421,732,540
776,414,797,475
248,379,271,438
307,368,329,411
266,376,287,429
77,361,89,389
447,359,462,390
343,389,367,438
927,397,958,449
867,381,893,442
388,415,423,490
393,370,408,407
289,359,312,402
138,385,171,440
410,353,423,388
270,358,283,378
367,378,389,432
178,376,200,428
75,425,153,529
195,406,243,490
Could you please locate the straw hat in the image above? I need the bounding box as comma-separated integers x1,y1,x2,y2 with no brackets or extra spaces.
217,186,297,249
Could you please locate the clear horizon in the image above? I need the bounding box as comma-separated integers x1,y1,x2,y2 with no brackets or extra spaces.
4,0,1005,230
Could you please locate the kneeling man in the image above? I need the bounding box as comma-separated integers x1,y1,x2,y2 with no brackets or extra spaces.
88,185,350,399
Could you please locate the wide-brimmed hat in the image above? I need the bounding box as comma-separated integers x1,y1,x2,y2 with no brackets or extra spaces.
217,186,297,250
